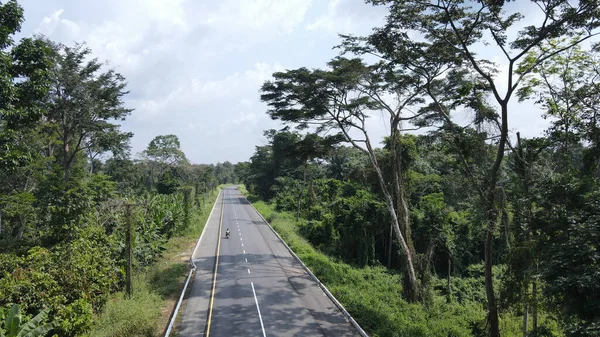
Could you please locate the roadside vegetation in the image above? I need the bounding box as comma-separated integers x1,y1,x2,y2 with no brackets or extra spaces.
86,188,220,337
247,198,561,337
234,1,600,336
0,2,237,336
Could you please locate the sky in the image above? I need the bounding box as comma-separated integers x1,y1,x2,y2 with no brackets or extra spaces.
14,0,558,165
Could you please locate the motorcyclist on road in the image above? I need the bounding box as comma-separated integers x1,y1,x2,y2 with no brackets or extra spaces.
225,228,230,238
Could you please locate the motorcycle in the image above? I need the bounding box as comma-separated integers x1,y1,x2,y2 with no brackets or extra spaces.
225,230,230,239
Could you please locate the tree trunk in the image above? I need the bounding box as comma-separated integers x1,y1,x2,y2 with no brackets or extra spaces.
420,239,436,299
296,162,308,221
390,129,418,296
484,182,501,337
532,279,538,330
63,133,71,183
308,179,314,209
484,102,510,337
391,131,415,249
64,156,71,183
485,205,500,337
125,204,133,298
369,148,419,301
89,153,95,175
387,222,393,268
338,117,419,301
447,256,452,303
523,300,529,337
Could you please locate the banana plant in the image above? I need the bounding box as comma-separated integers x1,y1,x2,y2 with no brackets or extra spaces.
0,304,55,337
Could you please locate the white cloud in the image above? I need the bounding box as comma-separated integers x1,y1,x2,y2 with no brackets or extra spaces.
305,0,385,35
201,0,312,34
35,9,64,35
35,9,80,38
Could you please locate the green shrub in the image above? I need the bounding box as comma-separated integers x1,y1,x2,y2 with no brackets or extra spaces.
0,225,119,337
56,299,94,336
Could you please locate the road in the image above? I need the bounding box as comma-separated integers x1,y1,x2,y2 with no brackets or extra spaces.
177,187,360,337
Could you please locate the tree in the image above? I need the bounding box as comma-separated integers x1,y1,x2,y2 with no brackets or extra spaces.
44,42,132,184
0,0,52,169
282,133,340,221
501,133,554,335
234,161,251,184
345,2,600,334
261,57,430,301
140,134,187,188
246,145,275,199
516,40,600,335
519,41,600,173
104,158,142,192
0,0,52,242
326,146,367,182
214,161,236,185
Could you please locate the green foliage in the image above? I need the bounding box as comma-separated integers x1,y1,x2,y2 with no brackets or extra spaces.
54,300,93,337
254,202,499,337
532,175,600,333
156,170,180,195
0,3,224,337
35,171,117,243
43,41,132,184
132,193,183,266
87,187,219,336
140,135,187,190
0,225,119,336
104,158,143,193
0,304,55,337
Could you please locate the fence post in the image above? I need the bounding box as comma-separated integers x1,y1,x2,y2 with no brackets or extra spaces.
125,202,133,298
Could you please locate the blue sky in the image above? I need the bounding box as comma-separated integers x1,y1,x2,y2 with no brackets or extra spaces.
15,0,556,164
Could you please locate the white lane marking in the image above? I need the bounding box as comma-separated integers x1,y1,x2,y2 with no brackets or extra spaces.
241,243,244,247
248,269,251,274
245,258,248,262
251,282,267,337
243,250,246,254
240,237,243,241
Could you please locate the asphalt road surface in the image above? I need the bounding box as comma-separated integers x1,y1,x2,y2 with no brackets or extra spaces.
177,187,360,337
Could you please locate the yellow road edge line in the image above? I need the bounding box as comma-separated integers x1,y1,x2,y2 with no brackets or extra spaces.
206,190,225,337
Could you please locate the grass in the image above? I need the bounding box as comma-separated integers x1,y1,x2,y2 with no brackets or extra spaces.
249,198,550,337
237,184,249,196
84,275,162,337
87,188,221,337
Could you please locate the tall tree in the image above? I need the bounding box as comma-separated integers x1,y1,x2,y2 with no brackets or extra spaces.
261,57,431,301
0,1,52,168
345,2,600,334
0,0,52,240
516,40,600,335
140,134,187,188
45,42,132,184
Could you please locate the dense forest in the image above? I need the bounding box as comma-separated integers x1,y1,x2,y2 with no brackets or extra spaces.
0,1,238,336
237,1,600,337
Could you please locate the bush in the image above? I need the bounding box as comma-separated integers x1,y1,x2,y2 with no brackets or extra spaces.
0,225,119,337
